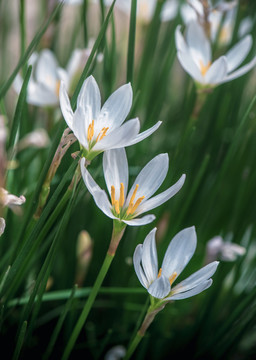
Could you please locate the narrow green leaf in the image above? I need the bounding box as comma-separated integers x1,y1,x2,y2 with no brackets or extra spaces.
126,0,137,84
12,320,27,360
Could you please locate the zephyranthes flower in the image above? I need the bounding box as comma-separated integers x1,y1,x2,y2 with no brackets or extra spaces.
80,148,185,226
175,21,256,87
60,75,161,160
133,227,219,300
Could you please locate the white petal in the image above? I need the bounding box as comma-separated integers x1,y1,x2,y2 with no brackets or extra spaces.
122,214,156,226
0,217,5,236
175,25,189,53
141,228,158,285
177,51,204,84
126,121,162,146
160,0,178,22
59,81,74,130
172,261,219,293
133,244,149,288
72,107,89,148
148,276,171,299
93,118,140,151
77,75,101,120
137,174,186,215
225,35,253,72
222,56,256,83
35,49,58,90
186,21,212,66
103,148,129,200
125,153,169,205
161,226,197,279
166,279,213,300
80,158,115,219
98,83,132,129
204,56,228,85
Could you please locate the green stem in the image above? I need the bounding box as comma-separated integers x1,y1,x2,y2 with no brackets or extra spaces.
62,222,126,360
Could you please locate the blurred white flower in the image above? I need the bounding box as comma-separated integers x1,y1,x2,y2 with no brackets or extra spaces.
60,75,161,160
59,0,83,4
80,148,185,226
206,236,246,262
17,129,50,151
0,188,26,215
133,227,219,300
0,217,5,236
104,345,126,360
175,21,256,87
13,48,91,107
102,0,179,23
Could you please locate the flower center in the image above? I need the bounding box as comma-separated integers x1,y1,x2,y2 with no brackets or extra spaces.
111,183,145,216
87,120,109,144
199,60,211,76
157,268,177,286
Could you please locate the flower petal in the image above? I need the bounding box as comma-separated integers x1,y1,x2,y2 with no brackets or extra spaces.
80,158,115,219
126,121,162,146
141,228,158,285
133,244,149,288
122,214,156,226
77,75,101,120
166,279,213,300
222,56,256,83
93,118,140,151
175,25,189,53
160,0,178,22
59,81,74,131
136,174,186,215
148,276,171,299
98,83,132,129
204,56,228,85
103,148,129,200
72,107,89,148
161,226,197,279
177,50,204,83
225,35,253,73
171,261,219,294
186,21,211,67
35,50,58,89
125,153,169,205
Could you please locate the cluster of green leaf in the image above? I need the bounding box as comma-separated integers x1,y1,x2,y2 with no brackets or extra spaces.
0,0,256,359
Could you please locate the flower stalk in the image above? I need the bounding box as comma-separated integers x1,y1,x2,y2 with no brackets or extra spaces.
62,221,126,360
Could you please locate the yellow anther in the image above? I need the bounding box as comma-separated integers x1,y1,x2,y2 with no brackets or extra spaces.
129,184,139,206
129,196,145,215
55,80,61,96
169,272,177,286
111,185,116,206
119,183,125,207
157,268,162,278
199,60,211,76
87,120,95,142
114,199,120,214
96,127,109,143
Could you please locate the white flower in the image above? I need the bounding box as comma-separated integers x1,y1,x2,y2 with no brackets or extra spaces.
133,227,219,300
17,129,50,151
206,236,246,262
60,75,161,160
13,48,90,107
80,148,185,226
102,0,179,23
175,21,256,87
0,188,26,215
104,345,126,360
59,0,83,4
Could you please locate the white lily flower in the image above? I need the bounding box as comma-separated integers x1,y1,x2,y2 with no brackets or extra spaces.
0,217,5,236
0,187,26,215
133,227,219,300
175,21,256,87
102,0,179,23
13,48,91,107
80,148,185,226
206,236,246,262
60,75,161,160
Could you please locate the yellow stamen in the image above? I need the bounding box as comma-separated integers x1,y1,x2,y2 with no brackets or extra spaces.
126,202,134,215
157,268,162,278
130,184,139,205
55,80,61,96
96,127,109,143
87,120,95,142
111,185,116,206
129,196,145,215
114,199,120,214
199,60,211,76
119,183,125,207
169,272,177,286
